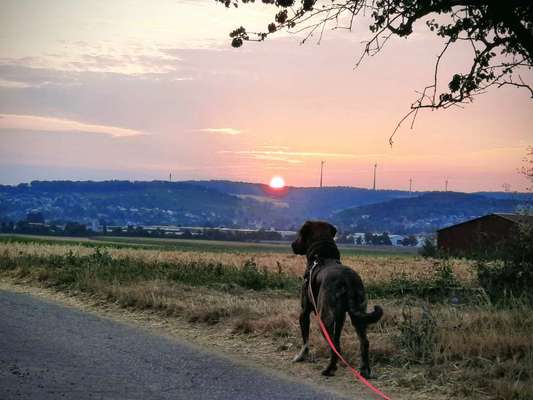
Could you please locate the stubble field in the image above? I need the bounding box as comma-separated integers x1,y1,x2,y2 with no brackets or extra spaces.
0,235,531,400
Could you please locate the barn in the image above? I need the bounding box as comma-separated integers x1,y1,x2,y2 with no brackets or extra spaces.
437,213,533,255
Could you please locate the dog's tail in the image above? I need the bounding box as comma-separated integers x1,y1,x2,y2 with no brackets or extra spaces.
349,305,383,325
346,281,383,325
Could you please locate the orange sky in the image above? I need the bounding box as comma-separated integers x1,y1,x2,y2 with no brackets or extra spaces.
0,0,531,192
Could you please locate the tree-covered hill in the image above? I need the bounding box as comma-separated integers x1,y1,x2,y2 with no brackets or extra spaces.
0,180,529,233
333,192,528,234
0,181,246,227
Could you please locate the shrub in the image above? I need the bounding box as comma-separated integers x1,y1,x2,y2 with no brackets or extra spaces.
419,238,437,258
476,222,533,303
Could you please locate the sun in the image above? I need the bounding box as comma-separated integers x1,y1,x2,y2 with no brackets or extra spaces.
269,176,285,189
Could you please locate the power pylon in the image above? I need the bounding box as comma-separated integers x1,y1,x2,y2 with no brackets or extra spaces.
320,161,325,188
372,163,377,190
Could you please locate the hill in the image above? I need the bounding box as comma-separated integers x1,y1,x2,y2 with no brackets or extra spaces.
0,180,530,233
1,180,413,229
0,181,247,227
333,192,529,234
186,180,412,216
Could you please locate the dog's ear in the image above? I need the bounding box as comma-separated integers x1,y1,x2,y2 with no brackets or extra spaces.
300,221,313,238
328,223,337,238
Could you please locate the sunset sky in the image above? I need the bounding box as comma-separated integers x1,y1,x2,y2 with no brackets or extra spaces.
0,0,531,192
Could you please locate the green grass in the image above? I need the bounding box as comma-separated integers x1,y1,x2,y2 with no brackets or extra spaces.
0,248,301,293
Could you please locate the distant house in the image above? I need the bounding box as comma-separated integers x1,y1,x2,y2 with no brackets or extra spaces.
388,234,405,246
437,213,533,255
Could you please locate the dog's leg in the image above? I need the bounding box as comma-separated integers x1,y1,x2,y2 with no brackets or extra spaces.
321,312,345,376
354,322,371,378
293,284,311,362
292,308,311,362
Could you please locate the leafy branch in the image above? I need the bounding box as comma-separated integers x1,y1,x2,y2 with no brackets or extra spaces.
216,0,533,142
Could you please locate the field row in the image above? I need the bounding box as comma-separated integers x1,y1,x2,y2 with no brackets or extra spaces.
0,238,475,287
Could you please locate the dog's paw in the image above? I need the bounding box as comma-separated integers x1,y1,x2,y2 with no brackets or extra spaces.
359,367,372,379
321,367,336,377
292,354,305,362
292,346,309,362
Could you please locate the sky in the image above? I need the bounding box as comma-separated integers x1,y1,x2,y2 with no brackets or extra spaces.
0,0,531,192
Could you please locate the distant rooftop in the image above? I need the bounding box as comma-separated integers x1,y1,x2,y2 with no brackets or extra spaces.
438,213,533,231
493,213,533,224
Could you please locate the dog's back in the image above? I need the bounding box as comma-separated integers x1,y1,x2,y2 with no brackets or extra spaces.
314,262,383,326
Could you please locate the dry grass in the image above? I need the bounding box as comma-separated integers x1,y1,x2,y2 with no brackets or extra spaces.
89,280,533,399
0,241,476,286
1,240,531,399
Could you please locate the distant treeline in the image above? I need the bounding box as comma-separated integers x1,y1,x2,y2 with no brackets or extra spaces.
106,226,286,242
0,212,287,242
1,212,421,246
336,231,419,246
0,180,199,194
1,220,90,237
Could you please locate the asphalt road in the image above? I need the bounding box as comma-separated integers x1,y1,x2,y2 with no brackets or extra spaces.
0,289,348,400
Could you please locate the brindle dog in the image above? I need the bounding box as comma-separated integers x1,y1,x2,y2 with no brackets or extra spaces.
291,221,383,378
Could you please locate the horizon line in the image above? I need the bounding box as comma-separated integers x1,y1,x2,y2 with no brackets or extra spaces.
1,178,530,195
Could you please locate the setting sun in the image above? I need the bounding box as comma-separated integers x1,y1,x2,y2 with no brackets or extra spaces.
269,176,285,189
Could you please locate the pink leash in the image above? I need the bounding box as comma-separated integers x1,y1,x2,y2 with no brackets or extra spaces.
307,261,392,400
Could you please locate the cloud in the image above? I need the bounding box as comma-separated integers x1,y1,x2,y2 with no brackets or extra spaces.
219,148,363,164
0,63,80,88
197,127,241,135
6,54,175,76
257,145,291,150
221,149,358,158
0,40,183,76
246,154,303,164
0,114,144,138
0,79,34,88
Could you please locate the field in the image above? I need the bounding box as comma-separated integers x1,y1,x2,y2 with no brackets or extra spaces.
0,233,419,256
0,234,531,400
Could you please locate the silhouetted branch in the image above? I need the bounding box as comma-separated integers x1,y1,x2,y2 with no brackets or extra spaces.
217,0,533,140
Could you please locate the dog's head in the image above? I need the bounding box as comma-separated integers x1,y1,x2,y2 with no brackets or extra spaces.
291,220,337,255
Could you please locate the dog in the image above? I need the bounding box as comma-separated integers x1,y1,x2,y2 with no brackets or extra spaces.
291,220,383,378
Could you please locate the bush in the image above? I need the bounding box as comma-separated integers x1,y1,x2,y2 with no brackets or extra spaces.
476,222,533,303
419,238,437,258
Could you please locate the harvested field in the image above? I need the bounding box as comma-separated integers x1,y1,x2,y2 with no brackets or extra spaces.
0,237,531,400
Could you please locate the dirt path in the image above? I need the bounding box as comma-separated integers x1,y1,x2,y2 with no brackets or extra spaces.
0,280,416,400
0,285,351,400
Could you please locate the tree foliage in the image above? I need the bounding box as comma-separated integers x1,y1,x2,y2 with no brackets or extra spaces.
476,221,533,303
364,231,393,245
419,237,437,257
217,0,533,141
